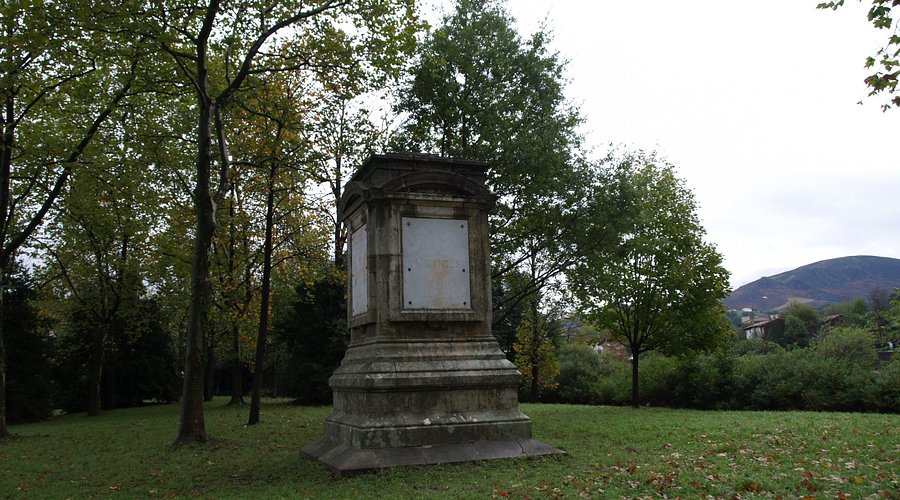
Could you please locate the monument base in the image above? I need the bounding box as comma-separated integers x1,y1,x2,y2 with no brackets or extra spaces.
300,338,565,476
300,438,564,477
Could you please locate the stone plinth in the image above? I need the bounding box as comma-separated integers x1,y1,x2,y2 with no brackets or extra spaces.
300,153,563,477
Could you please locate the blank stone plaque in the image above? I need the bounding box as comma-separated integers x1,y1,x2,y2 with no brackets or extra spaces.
401,217,470,309
350,225,368,316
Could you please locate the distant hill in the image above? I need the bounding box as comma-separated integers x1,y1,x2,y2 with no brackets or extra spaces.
724,256,900,311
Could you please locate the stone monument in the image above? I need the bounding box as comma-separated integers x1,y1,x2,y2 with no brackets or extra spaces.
301,153,563,476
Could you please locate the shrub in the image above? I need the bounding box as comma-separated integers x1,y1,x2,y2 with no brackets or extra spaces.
670,352,736,410
272,274,347,404
801,327,877,411
594,353,631,405
554,344,603,404
553,330,893,413
52,295,179,413
731,348,806,410
4,267,54,424
637,355,680,407
873,357,900,412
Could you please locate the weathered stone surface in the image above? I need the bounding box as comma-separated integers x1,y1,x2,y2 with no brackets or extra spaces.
301,154,564,476
301,438,563,478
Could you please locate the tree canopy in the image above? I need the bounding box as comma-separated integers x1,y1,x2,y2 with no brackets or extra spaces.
569,152,732,407
394,0,610,331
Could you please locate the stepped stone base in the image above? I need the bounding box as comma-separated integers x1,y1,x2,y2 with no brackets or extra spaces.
300,339,564,476
301,438,563,478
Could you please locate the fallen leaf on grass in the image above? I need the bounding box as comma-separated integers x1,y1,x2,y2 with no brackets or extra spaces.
741,481,762,493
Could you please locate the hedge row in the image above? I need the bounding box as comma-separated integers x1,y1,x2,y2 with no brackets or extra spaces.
550,327,899,412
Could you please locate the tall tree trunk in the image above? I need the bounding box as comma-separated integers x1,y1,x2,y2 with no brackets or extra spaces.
87,324,108,416
225,189,244,406
630,353,640,408
227,323,244,405
175,43,214,445
248,172,275,425
0,267,7,438
530,364,540,403
105,349,117,411
0,89,14,439
177,150,213,443
204,338,215,401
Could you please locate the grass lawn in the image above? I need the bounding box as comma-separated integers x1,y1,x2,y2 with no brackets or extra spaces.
1,399,897,498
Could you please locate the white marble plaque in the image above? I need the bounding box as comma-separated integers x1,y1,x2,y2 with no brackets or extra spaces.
350,225,368,316
402,217,470,309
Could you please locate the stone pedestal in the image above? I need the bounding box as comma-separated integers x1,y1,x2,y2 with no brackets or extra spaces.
301,154,563,477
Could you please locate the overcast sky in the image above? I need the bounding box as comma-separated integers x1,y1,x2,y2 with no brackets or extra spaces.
428,1,900,288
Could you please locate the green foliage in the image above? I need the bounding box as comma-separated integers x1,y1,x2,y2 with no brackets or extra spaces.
823,297,870,328
551,344,601,404
0,0,144,434
818,1,900,110
873,356,900,411
394,0,610,335
883,288,900,340
490,272,528,357
569,152,732,406
52,289,179,413
593,353,633,405
3,266,53,424
572,329,897,412
271,273,347,404
732,349,808,410
802,327,878,411
513,305,561,401
779,301,820,347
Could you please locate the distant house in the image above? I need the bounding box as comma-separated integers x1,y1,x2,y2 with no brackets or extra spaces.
593,341,629,360
820,314,844,330
741,317,785,341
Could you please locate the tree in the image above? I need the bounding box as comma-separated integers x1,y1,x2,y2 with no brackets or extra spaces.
222,22,416,423
211,183,256,406
818,1,900,110
510,250,562,402
271,272,347,403
37,104,161,416
0,2,140,437
130,0,419,443
569,153,732,407
780,302,820,347
554,343,604,405
887,289,900,338
52,284,179,414
306,94,391,266
394,0,613,332
823,297,869,328
42,213,138,418
513,301,561,402
868,286,892,343
3,265,53,424
228,73,321,426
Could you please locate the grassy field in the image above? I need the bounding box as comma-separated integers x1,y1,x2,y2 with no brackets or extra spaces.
1,399,897,499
